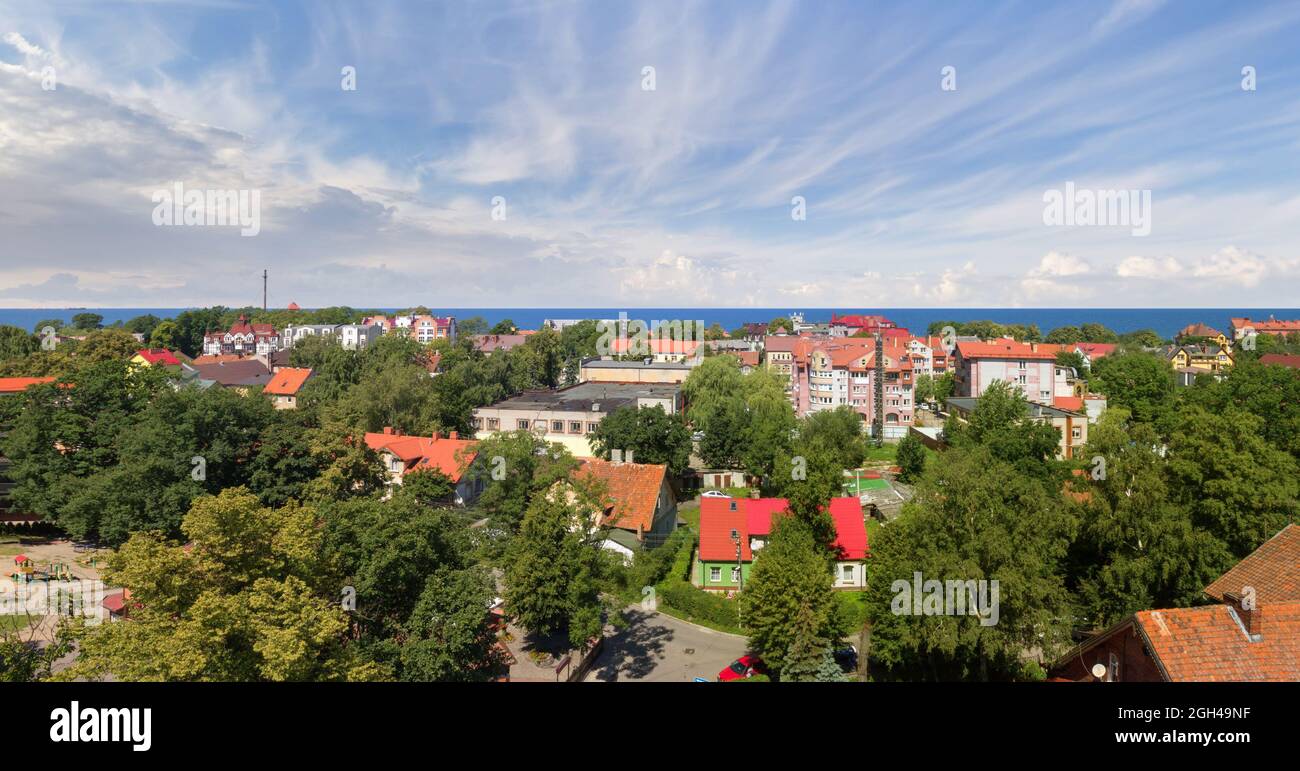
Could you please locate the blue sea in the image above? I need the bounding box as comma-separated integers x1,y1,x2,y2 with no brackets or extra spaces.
3,307,1298,340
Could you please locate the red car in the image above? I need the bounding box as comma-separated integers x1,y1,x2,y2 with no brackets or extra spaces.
717,655,765,681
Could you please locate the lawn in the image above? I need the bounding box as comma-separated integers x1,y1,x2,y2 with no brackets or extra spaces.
0,613,33,634
862,443,898,462
843,476,890,495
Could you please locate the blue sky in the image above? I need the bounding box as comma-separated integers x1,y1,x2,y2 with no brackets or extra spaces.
2,0,1299,307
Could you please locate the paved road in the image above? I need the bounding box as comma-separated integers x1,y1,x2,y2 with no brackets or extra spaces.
584,606,749,682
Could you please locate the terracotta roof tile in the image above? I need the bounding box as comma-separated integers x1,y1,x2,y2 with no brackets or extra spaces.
1205,524,1300,605
0,377,55,394
574,458,668,533
363,430,478,482
263,367,314,396
1136,602,1300,681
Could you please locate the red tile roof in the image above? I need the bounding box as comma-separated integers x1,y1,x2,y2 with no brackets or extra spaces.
735,351,760,367
698,497,867,562
699,498,753,561
575,458,668,533
1232,316,1300,335
1177,323,1224,339
1053,396,1084,411
363,429,478,482
263,367,314,396
1259,354,1300,370
1204,524,1300,605
1135,602,1300,681
609,338,701,356
134,348,180,366
956,340,1058,361
0,377,55,394
828,497,869,560
1074,342,1116,358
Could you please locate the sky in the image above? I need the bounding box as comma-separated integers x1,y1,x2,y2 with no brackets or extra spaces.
1,0,1299,309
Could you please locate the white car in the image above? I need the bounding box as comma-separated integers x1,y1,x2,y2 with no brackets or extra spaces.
701,490,731,499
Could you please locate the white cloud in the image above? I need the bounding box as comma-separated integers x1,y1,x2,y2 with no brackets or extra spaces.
1029,251,1092,277
1116,254,1182,278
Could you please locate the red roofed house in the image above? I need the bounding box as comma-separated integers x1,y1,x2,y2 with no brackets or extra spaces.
262,367,314,409
202,314,280,356
0,377,56,395
694,496,868,591
131,348,182,368
363,427,482,505
572,457,678,558
1230,315,1300,343
1049,525,1300,681
954,340,1075,403
609,336,701,362
1259,354,1300,371
1071,342,1116,369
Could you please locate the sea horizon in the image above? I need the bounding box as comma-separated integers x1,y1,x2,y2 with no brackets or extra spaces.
5,306,1299,340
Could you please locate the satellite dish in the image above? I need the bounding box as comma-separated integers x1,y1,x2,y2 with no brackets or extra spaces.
1091,663,1107,679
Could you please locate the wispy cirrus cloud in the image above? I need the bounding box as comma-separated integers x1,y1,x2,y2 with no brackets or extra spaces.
1,0,1299,308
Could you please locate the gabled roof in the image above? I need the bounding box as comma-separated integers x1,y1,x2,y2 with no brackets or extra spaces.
134,348,180,366
190,359,274,387
574,458,669,533
1232,316,1300,334
1204,524,1300,605
263,367,314,396
1134,603,1300,681
698,497,867,562
1176,322,1224,339
1073,342,1116,358
0,376,56,394
363,429,478,483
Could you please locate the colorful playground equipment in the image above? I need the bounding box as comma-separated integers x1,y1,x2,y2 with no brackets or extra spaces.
9,554,72,582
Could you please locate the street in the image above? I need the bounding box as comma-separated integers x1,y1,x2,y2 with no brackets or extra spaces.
584,606,749,682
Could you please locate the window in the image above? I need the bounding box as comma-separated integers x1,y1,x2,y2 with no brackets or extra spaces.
516,419,530,430
841,564,854,581
586,422,599,433
709,567,722,582
731,567,741,583
552,420,565,432
569,421,583,434
471,417,482,429
486,418,499,430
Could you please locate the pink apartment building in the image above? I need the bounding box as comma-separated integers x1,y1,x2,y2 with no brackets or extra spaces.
781,337,915,438
954,340,1075,403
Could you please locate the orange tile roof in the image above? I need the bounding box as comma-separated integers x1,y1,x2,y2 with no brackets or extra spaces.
575,458,668,533
1053,396,1084,411
1204,525,1300,605
263,367,314,396
1233,316,1300,334
1259,354,1300,370
0,377,55,394
956,340,1057,360
363,430,478,482
699,498,753,561
610,338,701,355
1135,602,1300,681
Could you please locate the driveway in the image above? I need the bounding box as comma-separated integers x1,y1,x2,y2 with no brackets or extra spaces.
584,606,749,682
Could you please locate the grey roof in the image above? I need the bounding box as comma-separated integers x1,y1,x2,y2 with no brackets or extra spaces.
482,382,680,413
581,358,695,371
190,359,274,387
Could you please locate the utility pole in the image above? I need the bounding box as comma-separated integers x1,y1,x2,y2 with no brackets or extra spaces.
872,331,884,447
262,269,268,311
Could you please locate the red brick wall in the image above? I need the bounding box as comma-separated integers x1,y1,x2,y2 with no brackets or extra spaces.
1050,623,1166,682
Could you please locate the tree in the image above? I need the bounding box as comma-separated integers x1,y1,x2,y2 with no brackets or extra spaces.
71,312,104,330
1090,352,1174,424
948,380,1060,474
1079,323,1119,343
1067,410,1230,625
1166,407,1298,558
399,568,502,681
864,445,1076,681
1118,329,1164,349
588,405,692,476
896,433,927,483
504,492,605,649
58,489,385,682
0,325,37,362
467,431,579,532
737,515,843,675
397,469,457,506
489,319,517,335
1055,350,1088,380
148,320,183,351
1044,326,1083,345
780,602,834,682
768,317,793,334
797,406,868,472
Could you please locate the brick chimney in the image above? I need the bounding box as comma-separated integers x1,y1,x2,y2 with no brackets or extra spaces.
382,426,394,435
432,431,440,441
1225,592,1263,639
449,430,458,440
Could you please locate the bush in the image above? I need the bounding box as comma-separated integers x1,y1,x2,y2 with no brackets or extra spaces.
656,579,741,632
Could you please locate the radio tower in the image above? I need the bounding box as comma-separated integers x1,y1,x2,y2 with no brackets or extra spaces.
872,332,884,446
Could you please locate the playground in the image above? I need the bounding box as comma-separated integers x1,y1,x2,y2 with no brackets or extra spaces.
842,471,891,497
1,538,114,642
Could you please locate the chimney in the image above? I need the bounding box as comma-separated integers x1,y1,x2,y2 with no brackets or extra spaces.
1225,592,1263,639
449,430,458,440
432,431,440,441
625,450,634,464
382,426,393,435
611,449,623,464
1030,343,1038,353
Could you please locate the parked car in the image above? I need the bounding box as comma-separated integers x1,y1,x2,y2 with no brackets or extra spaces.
718,655,766,681
701,490,731,499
